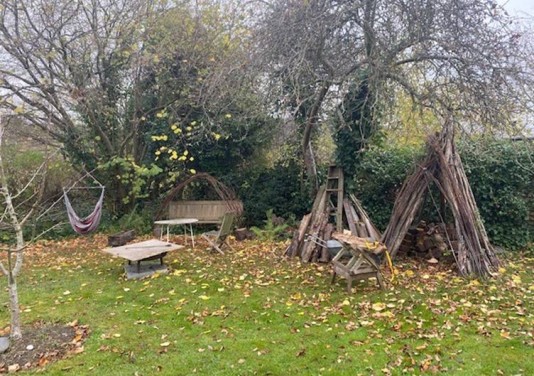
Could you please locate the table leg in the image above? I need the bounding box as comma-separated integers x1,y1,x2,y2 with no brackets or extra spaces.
166,225,170,242
189,224,195,248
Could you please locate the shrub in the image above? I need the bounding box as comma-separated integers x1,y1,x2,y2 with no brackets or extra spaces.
459,139,533,250
352,145,423,230
237,161,312,227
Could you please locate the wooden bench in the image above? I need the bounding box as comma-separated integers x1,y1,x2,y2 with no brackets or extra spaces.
167,200,243,224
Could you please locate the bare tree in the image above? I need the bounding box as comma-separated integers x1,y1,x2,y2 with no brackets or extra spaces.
0,116,48,340
254,0,534,186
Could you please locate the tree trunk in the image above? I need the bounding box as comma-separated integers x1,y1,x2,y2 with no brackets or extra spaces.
301,82,330,194
7,269,22,340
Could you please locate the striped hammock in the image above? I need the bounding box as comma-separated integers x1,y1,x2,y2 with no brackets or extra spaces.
64,188,105,235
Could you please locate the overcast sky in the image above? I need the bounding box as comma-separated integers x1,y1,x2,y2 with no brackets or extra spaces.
501,0,534,15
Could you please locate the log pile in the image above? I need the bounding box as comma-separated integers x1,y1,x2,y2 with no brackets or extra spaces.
382,126,500,277
398,222,456,261
285,187,380,263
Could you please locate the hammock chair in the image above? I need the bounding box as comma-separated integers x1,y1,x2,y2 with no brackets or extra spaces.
63,186,105,235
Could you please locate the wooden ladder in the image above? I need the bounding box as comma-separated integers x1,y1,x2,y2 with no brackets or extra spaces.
326,165,344,232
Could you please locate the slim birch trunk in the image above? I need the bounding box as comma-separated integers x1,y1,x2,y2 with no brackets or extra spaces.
0,120,26,340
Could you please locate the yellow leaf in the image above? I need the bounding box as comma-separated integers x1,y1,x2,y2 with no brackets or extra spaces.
199,295,210,300
372,302,386,311
500,331,511,339
160,342,171,347
341,299,350,306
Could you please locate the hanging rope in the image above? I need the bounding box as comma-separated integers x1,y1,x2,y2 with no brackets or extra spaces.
63,187,105,235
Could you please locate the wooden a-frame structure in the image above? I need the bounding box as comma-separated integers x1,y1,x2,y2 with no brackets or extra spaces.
381,125,500,277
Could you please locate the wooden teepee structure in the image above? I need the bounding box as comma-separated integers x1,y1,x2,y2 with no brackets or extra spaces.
381,125,499,277
285,165,381,263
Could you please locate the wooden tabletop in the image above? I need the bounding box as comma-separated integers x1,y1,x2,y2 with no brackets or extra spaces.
154,218,199,226
102,239,184,261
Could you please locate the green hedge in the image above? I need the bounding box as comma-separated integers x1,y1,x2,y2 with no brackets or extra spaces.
352,145,423,230
460,140,533,250
351,139,533,250
236,161,312,227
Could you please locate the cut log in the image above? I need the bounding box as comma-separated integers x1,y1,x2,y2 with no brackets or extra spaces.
108,230,136,247
302,212,327,262
286,213,312,257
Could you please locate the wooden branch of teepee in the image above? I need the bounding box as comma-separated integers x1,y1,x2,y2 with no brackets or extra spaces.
285,180,381,263
381,128,499,278
381,165,434,259
349,194,381,241
427,132,499,276
285,185,328,261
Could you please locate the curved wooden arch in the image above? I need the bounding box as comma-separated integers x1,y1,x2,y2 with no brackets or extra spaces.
156,173,243,220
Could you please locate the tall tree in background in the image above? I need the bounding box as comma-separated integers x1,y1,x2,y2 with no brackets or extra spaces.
255,0,534,189
0,0,266,215
334,73,378,185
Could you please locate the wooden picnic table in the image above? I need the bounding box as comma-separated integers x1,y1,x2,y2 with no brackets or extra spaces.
103,239,183,272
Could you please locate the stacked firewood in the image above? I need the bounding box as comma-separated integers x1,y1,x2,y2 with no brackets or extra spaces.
285,188,380,263
398,222,459,262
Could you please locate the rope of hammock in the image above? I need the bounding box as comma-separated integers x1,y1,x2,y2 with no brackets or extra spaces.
64,187,105,235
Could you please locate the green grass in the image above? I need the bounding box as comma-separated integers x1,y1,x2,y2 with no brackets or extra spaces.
1,235,533,375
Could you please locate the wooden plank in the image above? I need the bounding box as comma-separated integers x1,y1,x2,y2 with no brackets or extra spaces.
311,216,328,263
336,168,344,232
350,204,369,238
343,199,358,236
286,213,311,258
285,231,300,257
301,212,327,262
168,200,242,223
350,194,381,241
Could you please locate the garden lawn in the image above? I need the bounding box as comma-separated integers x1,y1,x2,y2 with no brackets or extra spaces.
1,234,533,375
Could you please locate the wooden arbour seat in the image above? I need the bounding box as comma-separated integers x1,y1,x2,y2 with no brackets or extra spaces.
168,200,243,224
